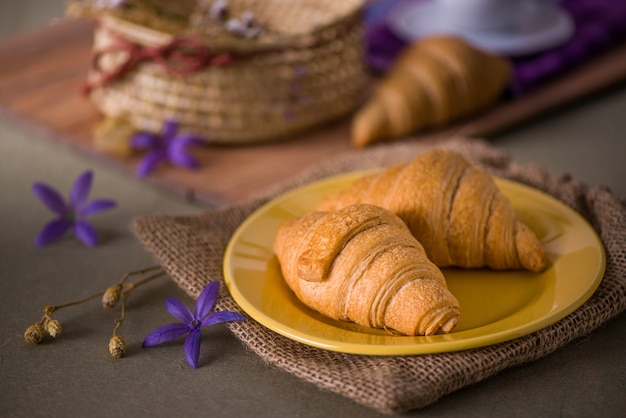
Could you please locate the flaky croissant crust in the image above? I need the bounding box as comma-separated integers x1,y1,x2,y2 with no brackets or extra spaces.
274,204,461,336
317,150,546,273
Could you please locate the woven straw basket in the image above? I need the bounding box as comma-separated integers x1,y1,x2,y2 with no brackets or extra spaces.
85,0,368,144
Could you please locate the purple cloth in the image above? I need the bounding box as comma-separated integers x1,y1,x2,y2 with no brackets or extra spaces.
364,0,626,94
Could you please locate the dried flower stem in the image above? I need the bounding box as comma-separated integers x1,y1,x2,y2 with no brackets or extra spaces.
109,268,166,358
112,269,166,336
40,266,164,320
43,291,104,318
117,265,163,286
112,292,129,337
25,266,166,348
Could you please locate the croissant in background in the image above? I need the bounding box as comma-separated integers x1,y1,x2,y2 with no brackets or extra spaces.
273,204,461,336
352,36,512,147
317,149,546,273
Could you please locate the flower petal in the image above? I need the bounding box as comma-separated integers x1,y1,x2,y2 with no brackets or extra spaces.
35,218,71,246
70,170,93,209
184,328,202,368
73,220,98,247
174,134,206,148
165,296,194,324
162,120,179,140
168,140,200,170
201,311,245,327
136,152,165,178
78,199,117,217
195,281,219,319
130,132,160,149
142,323,190,347
32,183,67,215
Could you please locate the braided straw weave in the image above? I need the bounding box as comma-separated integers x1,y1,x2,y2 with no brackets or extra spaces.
85,0,368,144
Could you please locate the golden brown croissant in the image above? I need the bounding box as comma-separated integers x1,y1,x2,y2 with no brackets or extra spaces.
273,203,461,336
352,36,512,147
317,150,546,273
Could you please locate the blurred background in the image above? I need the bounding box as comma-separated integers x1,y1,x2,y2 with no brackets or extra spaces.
0,0,67,37
1,0,624,195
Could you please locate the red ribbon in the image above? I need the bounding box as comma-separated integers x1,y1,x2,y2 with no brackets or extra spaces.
83,33,233,95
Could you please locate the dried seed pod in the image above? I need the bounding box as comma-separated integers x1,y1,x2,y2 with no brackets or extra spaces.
24,323,45,344
109,335,126,358
44,319,63,338
102,285,122,308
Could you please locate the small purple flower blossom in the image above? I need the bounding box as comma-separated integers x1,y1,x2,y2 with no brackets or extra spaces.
32,170,116,247
130,120,205,178
210,0,229,20
143,281,245,368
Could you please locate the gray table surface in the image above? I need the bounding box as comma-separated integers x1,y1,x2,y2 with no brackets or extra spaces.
1,2,625,417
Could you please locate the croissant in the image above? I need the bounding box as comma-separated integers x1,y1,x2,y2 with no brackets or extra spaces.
317,149,546,273
352,36,512,148
273,203,460,336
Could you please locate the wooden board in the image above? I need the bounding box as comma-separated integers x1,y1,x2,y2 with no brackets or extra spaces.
1,19,626,207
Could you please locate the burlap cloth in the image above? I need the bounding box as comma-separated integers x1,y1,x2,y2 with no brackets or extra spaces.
132,137,626,414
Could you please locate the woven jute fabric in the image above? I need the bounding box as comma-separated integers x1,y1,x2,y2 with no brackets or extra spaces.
132,137,626,414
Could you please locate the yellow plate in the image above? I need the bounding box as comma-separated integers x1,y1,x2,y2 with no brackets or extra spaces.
223,173,605,355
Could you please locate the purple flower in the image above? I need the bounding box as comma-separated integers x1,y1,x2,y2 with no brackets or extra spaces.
32,170,116,247
130,120,205,178
143,281,245,368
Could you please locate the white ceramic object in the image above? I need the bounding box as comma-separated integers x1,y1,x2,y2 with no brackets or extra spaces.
388,0,574,56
